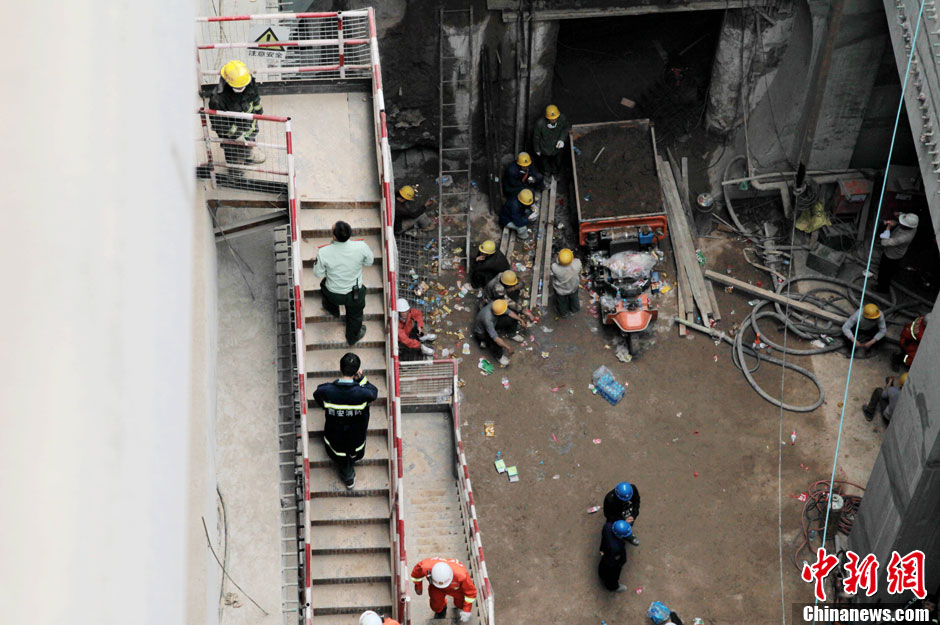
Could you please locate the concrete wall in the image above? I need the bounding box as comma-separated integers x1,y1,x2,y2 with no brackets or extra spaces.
1,2,214,625
848,297,940,601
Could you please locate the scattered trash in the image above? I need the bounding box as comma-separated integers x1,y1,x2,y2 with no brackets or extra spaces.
439,174,453,187
551,385,565,392
478,358,494,375
462,343,471,355
507,466,519,482
457,378,466,388
695,249,706,266
635,587,643,594
800,463,810,471
647,601,671,624
592,365,625,405
592,438,602,444
541,351,550,359
660,283,672,294
441,348,451,358
748,299,759,306
587,505,601,514
790,431,797,445
693,619,705,625
568,389,574,395
676,412,682,418
795,492,808,502
484,421,495,437
552,474,560,480
494,458,506,473
713,355,718,362
693,472,699,477
620,97,636,108
552,433,558,443
541,326,554,333
501,377,510,390
615,344,632,363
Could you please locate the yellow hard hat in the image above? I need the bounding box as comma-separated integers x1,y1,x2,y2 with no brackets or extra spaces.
518,188,534,205
558,248,574,266
492,299,509,315
221,60,252,89
516,152,532,167
863,303,881,320
500,270,518,286
545,105,560,121
899,372,908,387
399,185,415,201
479,239,496,255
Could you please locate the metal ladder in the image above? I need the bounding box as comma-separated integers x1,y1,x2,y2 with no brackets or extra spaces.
437,6,474,274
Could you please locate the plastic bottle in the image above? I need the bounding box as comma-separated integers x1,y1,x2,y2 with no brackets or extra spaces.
790,431,797,445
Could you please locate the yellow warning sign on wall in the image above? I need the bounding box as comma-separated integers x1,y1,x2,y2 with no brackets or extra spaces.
248,24,289,60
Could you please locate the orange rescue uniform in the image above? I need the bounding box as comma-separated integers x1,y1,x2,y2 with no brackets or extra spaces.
382,619,400,625
899,315,927,366
410,557,477,614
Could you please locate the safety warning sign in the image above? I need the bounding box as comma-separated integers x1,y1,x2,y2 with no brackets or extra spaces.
248,25,289,60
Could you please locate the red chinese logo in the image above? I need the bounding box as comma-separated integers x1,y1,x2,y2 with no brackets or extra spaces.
842,551,879,597
886,550,926,599
802,548,840,601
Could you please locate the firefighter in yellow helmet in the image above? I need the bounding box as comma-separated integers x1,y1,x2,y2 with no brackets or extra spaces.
863,372,907,423
499,188,538,241
532,104,571,177
502,151,544,199
840,303,887,359
481,270,538,323
394,185,435,237
209,60,266,168
550,248,583,317
472,299,526,367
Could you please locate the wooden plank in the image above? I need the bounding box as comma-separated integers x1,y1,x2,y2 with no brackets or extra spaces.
529,187,551,309
666,147,697,247
706,281,721,321
676,277,688,336
499,227,510,255
681,157,690,209
703,269,848,323
540,178,558,308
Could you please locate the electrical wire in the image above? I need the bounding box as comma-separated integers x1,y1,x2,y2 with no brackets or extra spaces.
815,0,928,619
202,516,271,616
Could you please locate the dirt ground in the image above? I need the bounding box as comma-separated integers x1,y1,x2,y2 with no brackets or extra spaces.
571,122,662,219
423,187,895,624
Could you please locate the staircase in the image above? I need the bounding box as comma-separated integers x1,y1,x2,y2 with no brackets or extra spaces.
300,200,396,624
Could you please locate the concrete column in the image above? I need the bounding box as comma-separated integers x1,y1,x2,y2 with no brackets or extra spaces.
848,295,940,602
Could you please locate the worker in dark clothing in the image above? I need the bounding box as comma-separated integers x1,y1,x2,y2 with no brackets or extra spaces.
394,185,435,236
312,352,379,490
863,373,906,423
603,481,641,546
532,104,571,177
499,188,537,241
598,520,632,592
470,240,510,289
502,152,544,199
208,60,266,166
876,213,919,293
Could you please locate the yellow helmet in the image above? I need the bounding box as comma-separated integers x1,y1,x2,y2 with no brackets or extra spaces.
399,185,415,201
478,239,496,255
500,270,518,286
492,299,509,315
545,105,560,121
516,152,532,167
863,303,881,320
518,188,534,205
221,60,252,89
558,248,574,266
899,372,908,387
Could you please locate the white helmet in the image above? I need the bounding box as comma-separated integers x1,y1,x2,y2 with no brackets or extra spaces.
430,561,453,588
397,298,410,312
359,610,382,625
899,213,919,228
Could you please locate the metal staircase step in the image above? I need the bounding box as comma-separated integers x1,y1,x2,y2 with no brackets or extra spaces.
307,374,387,406
300,206,382,237
310,581,393,616
303,266,384,295
302,234,383,266
305,319,386,349
311,523,392,554
304,293,385,322
306,346,387,377
310,495,390,524
308,432,390,467
307,409,388,437
311,552,392,584
309,464,389,497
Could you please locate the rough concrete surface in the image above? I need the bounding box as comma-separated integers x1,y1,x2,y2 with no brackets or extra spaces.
215,226,283,625
425,213,891,624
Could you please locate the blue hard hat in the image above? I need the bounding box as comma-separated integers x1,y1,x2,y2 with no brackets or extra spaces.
615,482,634,501
612,520,633,539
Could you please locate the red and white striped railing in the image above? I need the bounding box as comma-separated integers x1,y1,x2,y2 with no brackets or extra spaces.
449,361,495,625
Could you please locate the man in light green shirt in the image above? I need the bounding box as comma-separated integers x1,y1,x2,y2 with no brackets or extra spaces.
314,221,374,345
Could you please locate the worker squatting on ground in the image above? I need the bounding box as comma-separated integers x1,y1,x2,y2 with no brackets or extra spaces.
209,60,266,166
481,271,538,324
359,610,400,625
840,303,887,359
394,185,435,237
499,188,538,241
876,212,919,293
472,299,526,367
470,240,510,289
314,221,374,345
863,373,907,423
550,248,583,318
598,520,633,592
397,298,436,361
532,104,571,177
502,151,544,199
410,558,477,621
312,353,379,490
894,313,929,369
604,481,641,546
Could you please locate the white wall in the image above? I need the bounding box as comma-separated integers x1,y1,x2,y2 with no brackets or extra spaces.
1,2,203,624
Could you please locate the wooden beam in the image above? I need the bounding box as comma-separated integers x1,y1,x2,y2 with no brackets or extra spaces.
529,187,551,309
703,270,848,324
540,178,558,308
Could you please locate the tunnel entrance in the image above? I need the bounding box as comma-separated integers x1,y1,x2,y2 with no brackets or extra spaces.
552,10,725,144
